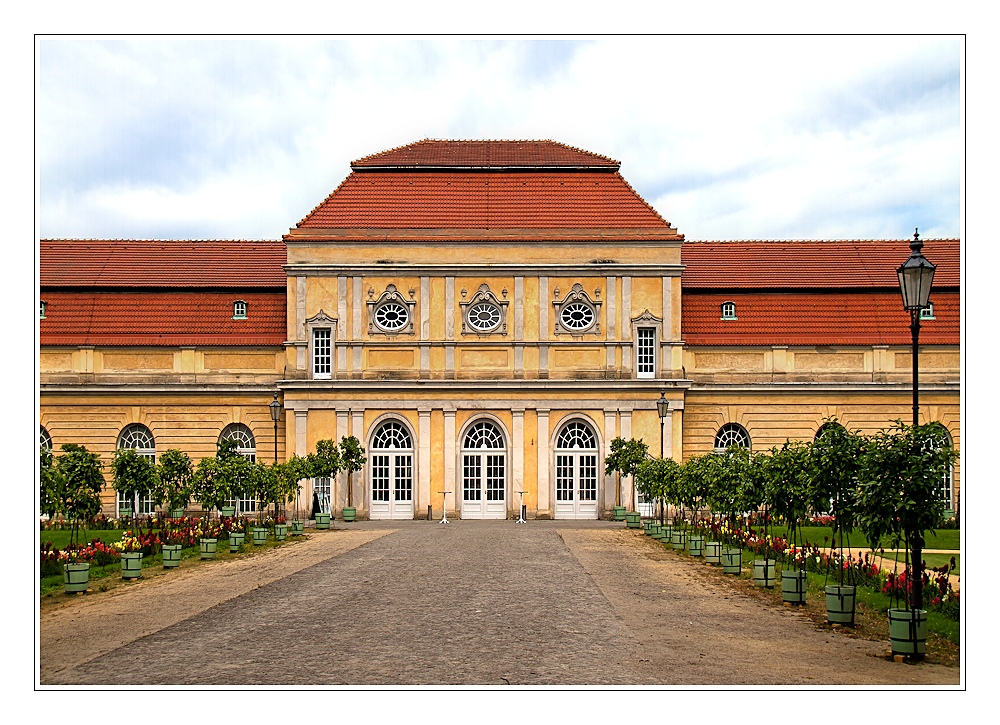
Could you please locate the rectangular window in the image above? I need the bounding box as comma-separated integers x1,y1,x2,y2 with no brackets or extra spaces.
920,302,935,320
637,327,656,378
314,477,331,513
313,328,332,379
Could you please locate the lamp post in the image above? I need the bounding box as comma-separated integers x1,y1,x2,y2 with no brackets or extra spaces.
896,228,936,618
656,390,669,525
269,392,281,517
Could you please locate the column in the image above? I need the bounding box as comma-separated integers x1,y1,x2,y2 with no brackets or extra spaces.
514,276,524,379
606,276,617,373
538,276,549,379
512,408,525,516
295,410,308,457
604,408,618,511
337,276,348,373
296,277,307,370
418,408,431,512
443,408,457,517
353,277,364,376
536,409,550,516
336,409,349,511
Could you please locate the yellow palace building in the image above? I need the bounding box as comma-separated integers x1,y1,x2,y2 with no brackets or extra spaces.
39,139,961,520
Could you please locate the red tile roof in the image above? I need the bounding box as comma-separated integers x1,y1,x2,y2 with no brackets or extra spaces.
39,291,286,346
352,139,620,168
40,240,287,288
294,171,674,232
682,291,959,346
681,239,960,289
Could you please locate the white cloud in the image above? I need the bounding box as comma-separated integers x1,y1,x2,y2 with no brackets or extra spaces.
37,36,962,241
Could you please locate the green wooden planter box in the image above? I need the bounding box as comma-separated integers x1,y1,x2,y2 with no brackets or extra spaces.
625,512,641,529
888,608,927,657
753,558,777,588
121,552,143,579
161,544,182,568
704,540,722,565
274,523,288,541
342,506,357,522
315,512,331,530
688,535,705,557
612,506,627,521
220,506,236,518
781,568,807,604
671,529,687,548
170,507,185,519
660,525,674,546
290,520,304,536
825,585,856,626
229,531,245,553
251,527,268,545
200,538,218,559
63,562,90,594
722,548,742,575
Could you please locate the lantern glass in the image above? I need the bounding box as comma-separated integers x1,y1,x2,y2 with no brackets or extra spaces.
897,259,936,311
269,394,281,422
656,392,669,420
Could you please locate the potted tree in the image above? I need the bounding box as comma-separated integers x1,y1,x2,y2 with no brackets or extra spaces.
157,448,194,519
636,456,676,542
727,446,765,576
191,441,242,558
248,461,276,545
605,437,648,528
273,455,309,539
764,440,811,604
807,418,865,625
856,421,959,660
339,436,365,523
309,439,341,528
111,447,158,525
43,444,104,594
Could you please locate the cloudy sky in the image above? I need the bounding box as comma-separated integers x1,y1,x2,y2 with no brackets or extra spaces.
36,36,963,242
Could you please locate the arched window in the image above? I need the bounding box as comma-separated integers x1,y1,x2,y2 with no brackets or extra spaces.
554,420,599,519
926,422,955,510
220,424,257,513
117,424,156,515
814,421,844,440
40,425,52,451
369,419,414,520
714,423,751,452
461,420,507,519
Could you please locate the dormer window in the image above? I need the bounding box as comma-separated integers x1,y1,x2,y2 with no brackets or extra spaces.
233,300,247,319
920,302,935,320
721,301,737,320
39,300,47,319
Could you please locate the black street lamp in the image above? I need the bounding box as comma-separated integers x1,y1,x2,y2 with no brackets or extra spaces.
656,390,669,525
896,228,936,621
269,391,281,515
896,229,937,427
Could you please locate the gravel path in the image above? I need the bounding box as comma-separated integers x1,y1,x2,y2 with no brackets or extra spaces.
38,521,960,686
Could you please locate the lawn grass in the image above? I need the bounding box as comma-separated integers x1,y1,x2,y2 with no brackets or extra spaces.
40,529,123,549
767,525,959,552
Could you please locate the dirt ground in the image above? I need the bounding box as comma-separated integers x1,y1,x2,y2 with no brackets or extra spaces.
38,522,961,687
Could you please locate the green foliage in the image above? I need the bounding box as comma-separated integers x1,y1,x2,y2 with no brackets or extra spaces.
192,439,253,513
856,421,959,551
40,446,60,519
112,447,160,509
157,449,194,511
339,436,366,508
763,440,811,539
635,457,680,507
806,418,865,536
247,461,278,524
51,443,105,546
309,439,342,478
605,437,649,510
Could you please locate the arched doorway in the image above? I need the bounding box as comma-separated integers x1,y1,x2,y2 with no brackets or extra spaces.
554,420,599,520
461,419,507,519
369,419,414,520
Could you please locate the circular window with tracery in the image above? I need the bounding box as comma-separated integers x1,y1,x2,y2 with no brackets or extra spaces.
374,301,409,332
467,302,502,332
560,301,596,332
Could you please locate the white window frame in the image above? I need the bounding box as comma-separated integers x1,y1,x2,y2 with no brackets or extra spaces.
459,283,509,335
552,283,602,336
117,424,156,516
306,310,338,380
233,300,248,319
367,283,416,336
630,309,663,380
220,424,257,513
714,423,751,453
40,300,47,319
920,302,935,320
721,301,737,320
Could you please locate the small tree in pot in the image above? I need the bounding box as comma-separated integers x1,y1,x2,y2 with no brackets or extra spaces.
763,440,811,601
856,421,959,659
44,444,104,593
605,437,649,524
806,418,865,625
339,436,365,522
111,447,159,519
157,449,194,518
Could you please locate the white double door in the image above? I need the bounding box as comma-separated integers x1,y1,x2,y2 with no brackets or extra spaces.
369,451,414,520
461,450,507,519
554,451,599,519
